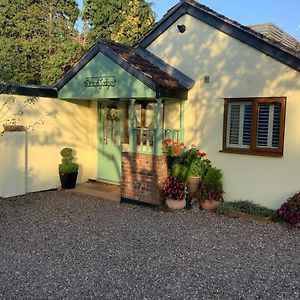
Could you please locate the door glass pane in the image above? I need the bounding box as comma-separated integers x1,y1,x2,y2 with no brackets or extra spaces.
145,103,157,128
103,102,120,145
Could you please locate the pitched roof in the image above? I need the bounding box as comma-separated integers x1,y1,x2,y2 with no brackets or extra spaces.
56,39,194,99
99,39,191,90
138,0,300,72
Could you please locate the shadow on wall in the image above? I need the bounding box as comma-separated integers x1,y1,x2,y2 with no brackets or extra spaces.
149,15,300,150
145,15,300,208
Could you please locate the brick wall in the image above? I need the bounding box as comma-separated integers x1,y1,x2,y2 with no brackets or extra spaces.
121,152,168,205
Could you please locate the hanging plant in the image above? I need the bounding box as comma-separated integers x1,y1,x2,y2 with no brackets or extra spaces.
105,102,121,122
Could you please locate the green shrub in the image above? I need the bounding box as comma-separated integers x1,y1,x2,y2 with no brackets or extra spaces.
59,147,79,173
216,200,276,218
170,163,189,184
188,158,206,177
204,167,223,191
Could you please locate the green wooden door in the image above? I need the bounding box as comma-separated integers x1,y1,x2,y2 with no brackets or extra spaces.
98,101,123,184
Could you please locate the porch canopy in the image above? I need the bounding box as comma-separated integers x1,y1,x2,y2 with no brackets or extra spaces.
56,39,195,155
56,39,194,101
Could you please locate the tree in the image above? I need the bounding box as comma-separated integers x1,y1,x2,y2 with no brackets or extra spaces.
0,0,84,85
83,0,155,46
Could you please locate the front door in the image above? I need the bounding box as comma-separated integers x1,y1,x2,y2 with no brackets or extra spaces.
98,101,123,183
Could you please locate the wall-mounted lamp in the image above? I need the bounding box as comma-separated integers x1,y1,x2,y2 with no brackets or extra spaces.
204,76,210,83
177,24,186,33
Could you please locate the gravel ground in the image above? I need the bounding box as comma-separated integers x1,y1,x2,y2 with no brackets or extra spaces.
0,191,299,300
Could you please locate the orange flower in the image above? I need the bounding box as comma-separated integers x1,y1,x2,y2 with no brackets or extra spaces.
174,147,181,154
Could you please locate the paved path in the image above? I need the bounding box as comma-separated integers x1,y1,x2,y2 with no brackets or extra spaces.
0,191,299,299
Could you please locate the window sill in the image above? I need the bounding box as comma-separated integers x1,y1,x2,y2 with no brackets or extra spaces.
219,149,283,157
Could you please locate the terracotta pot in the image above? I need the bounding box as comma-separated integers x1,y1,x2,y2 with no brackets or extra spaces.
295,221,300,228
188,176,201,198
200,199,220,211
166,197,186,210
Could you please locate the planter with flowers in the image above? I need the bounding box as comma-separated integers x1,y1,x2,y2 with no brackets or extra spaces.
162,176,187,210
195,167,224,211
277,192,300,227
162,139,186,170
182,147,208,199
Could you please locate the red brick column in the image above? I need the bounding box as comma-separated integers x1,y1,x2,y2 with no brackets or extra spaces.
121,152,168,205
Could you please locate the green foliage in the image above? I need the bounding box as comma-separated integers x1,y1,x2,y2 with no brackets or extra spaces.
216,200,276,218
0,0,155,84
170,163,189,184
296,43,300,52
83,0,155,46
59,147,79,173
204,167,223,191
189,158,206,177
0,0,84,84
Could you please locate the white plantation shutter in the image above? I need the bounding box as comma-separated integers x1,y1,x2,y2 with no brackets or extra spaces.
256,103,281,148
227,102,251,148
224,98,285,155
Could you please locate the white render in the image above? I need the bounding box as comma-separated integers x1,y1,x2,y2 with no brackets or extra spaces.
0,95,98,195
147,14,300,209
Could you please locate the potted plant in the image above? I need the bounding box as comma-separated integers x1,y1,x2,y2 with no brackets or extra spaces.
169,163,189,185
183,147,208,198
196,167,224,210
58,147,79,189
162,176,187,210
162,139,185,170
277,192,300,227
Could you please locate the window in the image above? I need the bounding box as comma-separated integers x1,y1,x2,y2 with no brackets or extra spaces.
124,101,163,144
222,97,286,156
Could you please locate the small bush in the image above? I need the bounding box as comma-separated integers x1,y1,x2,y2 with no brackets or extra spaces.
216,200,276,218
59,147,79,173
277,192,300,225
204,167,223,191
170,163,189,184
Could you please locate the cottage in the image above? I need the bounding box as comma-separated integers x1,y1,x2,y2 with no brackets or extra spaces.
1,0,300,209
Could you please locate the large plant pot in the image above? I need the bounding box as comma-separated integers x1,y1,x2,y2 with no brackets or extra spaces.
59,172,78,189
200,199,220,211
166,197,186,210
188,176,201,198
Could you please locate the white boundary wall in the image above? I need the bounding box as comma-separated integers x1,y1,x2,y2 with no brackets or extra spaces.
0,95,98,197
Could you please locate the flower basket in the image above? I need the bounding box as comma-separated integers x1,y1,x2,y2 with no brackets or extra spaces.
162,176,186,210
166,198,186,210
200,199,220,211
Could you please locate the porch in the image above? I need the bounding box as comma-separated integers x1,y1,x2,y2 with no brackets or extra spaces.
56,39,195,205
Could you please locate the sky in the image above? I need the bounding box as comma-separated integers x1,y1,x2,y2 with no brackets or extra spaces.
149,0,300,41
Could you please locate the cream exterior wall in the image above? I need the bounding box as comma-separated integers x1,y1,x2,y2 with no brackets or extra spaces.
147,14,300,209
0,95,98,195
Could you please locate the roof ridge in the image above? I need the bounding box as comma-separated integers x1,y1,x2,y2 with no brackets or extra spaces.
137,0,300,69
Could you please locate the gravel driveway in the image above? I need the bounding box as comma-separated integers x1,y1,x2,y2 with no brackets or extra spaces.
0,191,299,299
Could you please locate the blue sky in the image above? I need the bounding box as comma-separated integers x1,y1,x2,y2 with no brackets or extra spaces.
150,0,300,41
77,0,300,41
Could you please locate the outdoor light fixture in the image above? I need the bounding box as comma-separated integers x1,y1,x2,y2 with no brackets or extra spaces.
177,24,186,33
204,76,210,83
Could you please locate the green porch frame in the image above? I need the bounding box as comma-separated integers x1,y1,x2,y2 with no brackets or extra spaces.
129,98,185,155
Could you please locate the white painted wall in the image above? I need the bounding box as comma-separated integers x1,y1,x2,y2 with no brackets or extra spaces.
0,131,26,197
0,95,98,195
147,14,300,209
